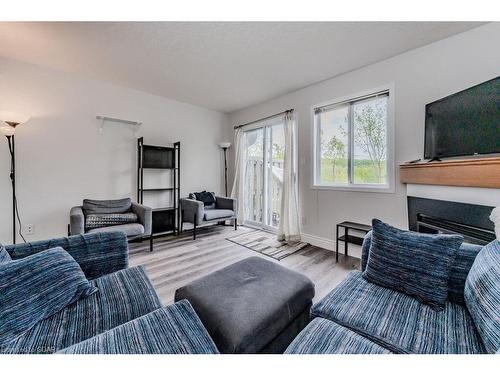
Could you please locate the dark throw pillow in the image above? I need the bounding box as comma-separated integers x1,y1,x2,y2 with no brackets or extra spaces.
363,219,462,310
190,191,216,209
0,247,97,346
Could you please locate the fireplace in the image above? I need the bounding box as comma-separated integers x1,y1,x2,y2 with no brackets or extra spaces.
407,197,496,245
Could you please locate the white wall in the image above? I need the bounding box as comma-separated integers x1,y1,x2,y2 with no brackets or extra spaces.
407,184,500,208
0,57,229,244
228,23,500,250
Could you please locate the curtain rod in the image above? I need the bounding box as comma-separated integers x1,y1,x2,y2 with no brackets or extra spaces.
234,109,294,130
314,90,389,113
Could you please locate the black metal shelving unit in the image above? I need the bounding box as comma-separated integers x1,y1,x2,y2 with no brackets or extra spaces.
137,137,180,251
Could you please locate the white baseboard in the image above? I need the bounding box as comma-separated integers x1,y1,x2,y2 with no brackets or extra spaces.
301,232,362,259
300,232,335,251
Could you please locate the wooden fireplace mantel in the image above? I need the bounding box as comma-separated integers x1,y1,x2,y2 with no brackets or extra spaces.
399,156,500,189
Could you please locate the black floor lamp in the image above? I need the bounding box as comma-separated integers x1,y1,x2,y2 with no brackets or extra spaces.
1,111,30,244
218,142,231,197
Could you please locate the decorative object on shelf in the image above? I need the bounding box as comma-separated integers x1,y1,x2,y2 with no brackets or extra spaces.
96,115,142,135
335,221,372,263
0,111,31,244
137,137,180,250
218,142,231,197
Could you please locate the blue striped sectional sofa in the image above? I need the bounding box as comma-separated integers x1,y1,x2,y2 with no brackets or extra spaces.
2,229,498,355
0,232,218,354
285,233,500,354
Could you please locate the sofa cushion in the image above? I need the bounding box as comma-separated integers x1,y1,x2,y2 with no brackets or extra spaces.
0,242,11,264
0,247,97,349
87,223,144,237
83,198,132,215
175,256,315,353
204,209,234,221
312,271,485,354
361,231,483,305
364,219,462,310
285,318,391,354
1,266,161,354
58,300,219,354
447,242,483,304
464,240,500,354
85,212,138,231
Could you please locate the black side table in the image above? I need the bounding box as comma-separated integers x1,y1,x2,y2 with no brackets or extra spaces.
336,221,372,262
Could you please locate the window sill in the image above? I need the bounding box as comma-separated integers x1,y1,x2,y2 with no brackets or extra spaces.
311,184,395,194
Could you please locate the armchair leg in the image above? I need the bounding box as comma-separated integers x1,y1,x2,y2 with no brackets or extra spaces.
180,210,184,234
67,224,71,237
193,213,197,240
150,235,153,252
234,218,237,230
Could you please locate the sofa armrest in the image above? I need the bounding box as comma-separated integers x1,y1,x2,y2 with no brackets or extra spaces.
180,198,204,225
131,202,152,236
215,196,237,212
5,231,129,280
58,301,219,354
360,231,372,272
0,247,97,347
70,206,85,235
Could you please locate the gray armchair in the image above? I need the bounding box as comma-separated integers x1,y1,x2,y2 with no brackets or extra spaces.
69,198,153,250
180,196,237,239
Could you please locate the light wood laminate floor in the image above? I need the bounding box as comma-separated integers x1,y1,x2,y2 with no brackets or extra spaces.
129,225,360,305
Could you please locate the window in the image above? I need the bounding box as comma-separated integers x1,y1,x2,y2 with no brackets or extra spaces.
313,89,392,191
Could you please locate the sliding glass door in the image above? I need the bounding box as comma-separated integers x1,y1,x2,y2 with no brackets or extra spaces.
243,121,285,230
244,127,265,225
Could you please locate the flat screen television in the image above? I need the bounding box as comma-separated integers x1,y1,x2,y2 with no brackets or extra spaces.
424,76,500,159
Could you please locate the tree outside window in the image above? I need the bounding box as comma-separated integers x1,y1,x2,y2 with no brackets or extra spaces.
316,92,389,187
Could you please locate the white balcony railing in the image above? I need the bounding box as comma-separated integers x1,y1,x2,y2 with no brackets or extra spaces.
244,157,283,226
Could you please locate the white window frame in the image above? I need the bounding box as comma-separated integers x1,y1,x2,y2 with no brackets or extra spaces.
311,84,395,193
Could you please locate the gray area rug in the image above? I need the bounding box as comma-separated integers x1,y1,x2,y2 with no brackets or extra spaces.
226,229,309,260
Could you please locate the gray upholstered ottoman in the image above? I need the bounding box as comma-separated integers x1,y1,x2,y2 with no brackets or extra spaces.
174,256,315,354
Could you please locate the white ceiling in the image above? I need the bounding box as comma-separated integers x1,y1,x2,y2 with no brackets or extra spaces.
0,22,485,113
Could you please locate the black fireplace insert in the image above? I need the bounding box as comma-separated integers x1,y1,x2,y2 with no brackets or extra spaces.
407,197,496,245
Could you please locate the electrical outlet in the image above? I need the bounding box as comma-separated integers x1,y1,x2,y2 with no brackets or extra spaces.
26,224,35,235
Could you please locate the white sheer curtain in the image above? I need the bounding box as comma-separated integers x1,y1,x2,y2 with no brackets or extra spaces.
230,128,246,223
278,112,301,241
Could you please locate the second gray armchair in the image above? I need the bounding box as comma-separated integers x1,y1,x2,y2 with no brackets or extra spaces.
69,198,153,251
180,195,237,239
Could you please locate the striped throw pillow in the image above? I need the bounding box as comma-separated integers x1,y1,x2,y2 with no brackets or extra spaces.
363,219,462,310
464,240,500,354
